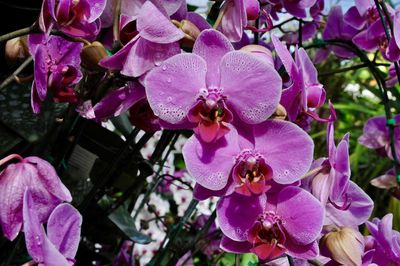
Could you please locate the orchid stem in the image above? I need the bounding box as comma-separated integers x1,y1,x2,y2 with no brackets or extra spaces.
149,199,198,265
213,4,226,29
373,0,400,184
0,56,33,90
0,25,36,43
0,154,24,166
112,0,122,50
298,19,303,47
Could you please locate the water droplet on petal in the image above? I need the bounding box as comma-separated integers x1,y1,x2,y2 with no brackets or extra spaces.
167,78,172,83
162,65,167,71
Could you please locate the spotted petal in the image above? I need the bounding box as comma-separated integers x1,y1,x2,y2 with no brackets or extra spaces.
145,53,207,125
220,51,282,124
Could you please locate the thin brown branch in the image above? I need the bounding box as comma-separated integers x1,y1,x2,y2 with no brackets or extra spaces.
0,57,33,90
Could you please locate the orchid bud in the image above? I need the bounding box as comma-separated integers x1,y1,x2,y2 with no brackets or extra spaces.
172,19,201,48
5,36,29,63
80,41,108,70
271,104,287,120
245,0,260,20
240,45,274,67
320,227,364,266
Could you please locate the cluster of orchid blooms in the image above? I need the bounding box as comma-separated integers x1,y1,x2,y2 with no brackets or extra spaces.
2,0,400,264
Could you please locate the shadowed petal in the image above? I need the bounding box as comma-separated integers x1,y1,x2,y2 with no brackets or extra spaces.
183,129,240,190
217,192,266,241
220,235,252,253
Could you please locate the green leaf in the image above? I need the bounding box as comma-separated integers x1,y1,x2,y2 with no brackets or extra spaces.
108,206,152,244
241,253,258,266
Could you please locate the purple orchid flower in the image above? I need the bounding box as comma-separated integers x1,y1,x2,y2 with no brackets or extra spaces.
358,115,400,160
267,0,317,19
40,0,106,38
303,119,373,227
145,29,282,143
0,154,72,241
23,189,81,265
271,35,326,130
183,119,313,198
366,213,400,265
344,0,399,60
217,186,324,260
28,34,83,113
99,1,184,77
315,6,358,63
216,0,247,42
77,81,146,121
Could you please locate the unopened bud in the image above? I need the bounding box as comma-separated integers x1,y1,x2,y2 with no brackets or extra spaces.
245,0,260,20
80,41,108,70
240,45,274,67
271,104,287,120
320,227,364,266
5,37,29,63
173,19,201,48
164,214,175,225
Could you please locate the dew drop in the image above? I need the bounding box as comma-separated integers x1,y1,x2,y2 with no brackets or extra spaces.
167,78,172,83
167,96,173,102
162,65,167,71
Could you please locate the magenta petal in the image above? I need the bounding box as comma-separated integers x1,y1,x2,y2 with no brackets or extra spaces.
93,82,146,119
33,45,49,101
220,51,281,124
42,237,71,266
137,1,184,43
182,129,240,190
217,192,266,241
193,180,235,200
23,189,46,263
277,186,323,245
193,29,234,86
220,0,247,42
122,37,181,77
285,239,319,260
87,0,107,22
25,157,72,202
220,235,252,253
99,37,137,71
325,181,373,227
344,6,366,30
271,35,298,80
394,11,400,50
47,204,82,259
145,53,207,124
253,120,314,184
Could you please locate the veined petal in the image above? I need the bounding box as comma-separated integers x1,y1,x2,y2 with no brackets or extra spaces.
23,189,46,263
145,53,207,125
137,1,184,44
220,51,281,124
33,45,49,102
47,204,82,259
220,235,252,253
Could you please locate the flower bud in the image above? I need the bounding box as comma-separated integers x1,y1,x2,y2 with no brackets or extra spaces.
320,227,364,266
245,0,260,20
271,104,287,120
172,19,201,48
5,37,29,63
80,41,108,70
240,45,274,67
